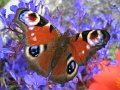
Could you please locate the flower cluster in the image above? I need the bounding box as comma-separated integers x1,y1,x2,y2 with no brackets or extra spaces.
0,0,120,90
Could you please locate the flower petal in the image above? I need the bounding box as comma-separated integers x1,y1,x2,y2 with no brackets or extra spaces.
18,2,25,8
10,5,18,13
29,1,35,11
7,14,14,24
0,53,4,59
0,8,6,16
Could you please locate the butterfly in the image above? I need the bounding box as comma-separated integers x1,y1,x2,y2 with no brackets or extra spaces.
14,8,110,84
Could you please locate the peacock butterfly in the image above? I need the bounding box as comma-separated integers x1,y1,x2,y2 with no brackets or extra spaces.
14,8,110,84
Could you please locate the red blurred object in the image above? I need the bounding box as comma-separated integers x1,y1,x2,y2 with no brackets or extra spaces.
88,49,120,90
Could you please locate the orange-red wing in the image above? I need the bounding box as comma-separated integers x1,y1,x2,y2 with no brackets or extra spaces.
37,47,55,77
69,30,110,65
69,34,92,65
37,46,68,84
50,54,67,83
14,8,61,46
25,25,60,45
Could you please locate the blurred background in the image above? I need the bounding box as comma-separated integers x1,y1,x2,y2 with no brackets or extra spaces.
1,0,120,23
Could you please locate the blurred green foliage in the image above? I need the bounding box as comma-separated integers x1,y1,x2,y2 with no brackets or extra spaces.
109,42,118,60
0,0,9,8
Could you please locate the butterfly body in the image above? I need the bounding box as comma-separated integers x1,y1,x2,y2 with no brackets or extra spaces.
14,8,110,84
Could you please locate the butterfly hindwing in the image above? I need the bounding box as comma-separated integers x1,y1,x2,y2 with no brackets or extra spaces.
70,29,110,65
24,39,78,84
14,8,61,46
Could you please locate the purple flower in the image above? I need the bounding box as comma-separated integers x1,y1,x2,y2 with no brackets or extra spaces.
20,0,32,3
106,59,118,66
10,5,18,13
91,65,101,74
0,8,6,17
53,84,63,90
110,4,120,13
77,66,86,81
74,0,87,18
24,72,47,89
0,9,8,30
0,38,14,60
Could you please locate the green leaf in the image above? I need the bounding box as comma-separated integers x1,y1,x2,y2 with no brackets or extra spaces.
0,0,9,8
0,77,6,86
109,42,118,60
9,84,20,90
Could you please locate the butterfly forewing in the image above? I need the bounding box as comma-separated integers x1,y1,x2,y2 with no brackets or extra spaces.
14,8,61,46
70,34,92,65
70,30,110,65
